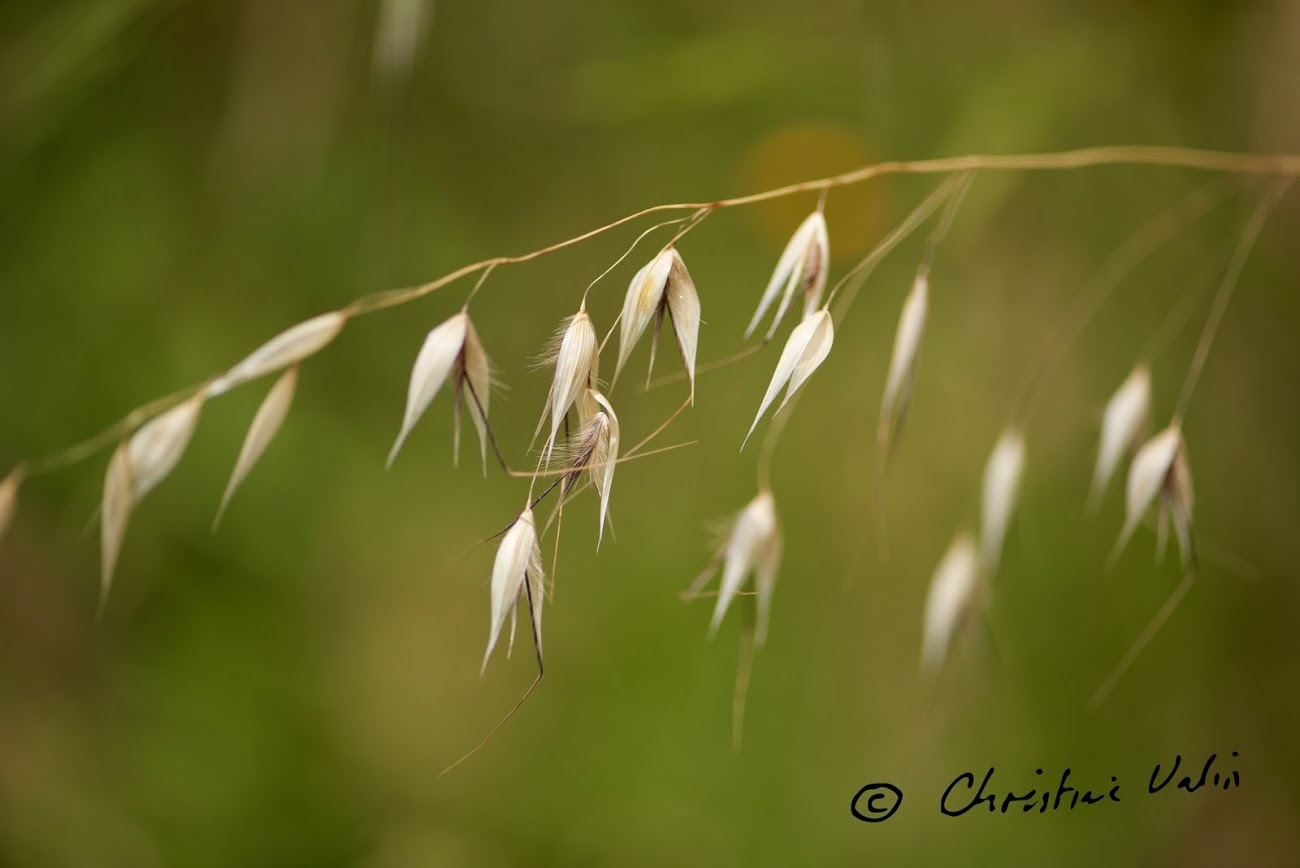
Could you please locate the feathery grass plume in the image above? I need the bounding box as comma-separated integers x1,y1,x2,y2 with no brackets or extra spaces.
214,366,298,528
100,395,203,609
534,306,599,464
1090,364,1151,507
920,532,981,672
483,507,544,672
980,427,1024,574
206,312,346,398
0,470,21,543
743,309,834,449
689,490,782,645
612,247,701,401
387,312,493,471
1112,424,1193,567
745,210,829,342
878,266,929,466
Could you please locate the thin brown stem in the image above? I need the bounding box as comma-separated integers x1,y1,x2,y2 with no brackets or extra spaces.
15,147,1300,481
1173,178,1293,423
732,626,756,753
679,589,758,601
438,573,545,777
463,376,510,475
1089,569,1195,710
643,342,766,392
1011,177,1236,424
919,170,974,272
827,174,966,317
509,440,696,480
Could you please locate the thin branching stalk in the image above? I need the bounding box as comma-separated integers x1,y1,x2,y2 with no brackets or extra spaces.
1173,177,1294,423
11,147,1300,484
1089,569,1195,710
1009,177,1236,425
439,572,545,778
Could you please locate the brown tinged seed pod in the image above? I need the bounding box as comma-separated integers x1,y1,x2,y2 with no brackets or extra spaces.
613,247,701,402
483,507,544,672
388,312,493,473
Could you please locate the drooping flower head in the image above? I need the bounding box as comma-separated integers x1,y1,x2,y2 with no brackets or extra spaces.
613,247,701,402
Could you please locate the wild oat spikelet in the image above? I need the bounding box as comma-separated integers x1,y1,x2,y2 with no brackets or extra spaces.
535,306,599,464
100,445,134,608
101,395,204,609
746,210,829,342
690,490,782,645
1090,364,1151,507
743,308,834,448
214,366,299,528
920,532,981,672
483,507,545,672
1113,424,1194,568
980,427,1025,574
1162,442,1195,568
878,267,929,462
613,247,701,401
557,389,620,548
206,312,346,398
372,0,430,82
388,312,493,471
0,470,21,543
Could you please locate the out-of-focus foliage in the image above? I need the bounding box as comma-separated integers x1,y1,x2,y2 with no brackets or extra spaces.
2,1,1299,865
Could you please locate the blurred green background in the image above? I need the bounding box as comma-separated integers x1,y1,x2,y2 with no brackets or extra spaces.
3,0,1300,865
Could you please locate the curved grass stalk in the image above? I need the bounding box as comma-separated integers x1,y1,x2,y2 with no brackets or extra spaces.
8,147,1300,491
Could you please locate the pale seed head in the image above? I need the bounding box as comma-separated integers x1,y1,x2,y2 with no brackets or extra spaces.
100,444,135,611
459,316,493,473
980,427,1025,574
1091,364,1151,506
388,312,493,472
920,532,981,672
215,366,298,528
97,395,204,611
539,308,600,463
590,391,620,549
483,507,544,672
127,396,204,503
388,312,469,468
1163,441,1195,568
743,308,834,449
879,268,929,455
0,470,21,544
746,210,830,342
1114,423,1185,562
372,0,429,83
613,247,701,398
665,250,701,403
206,311,346,398
615,249,675,385
705,490,782,643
